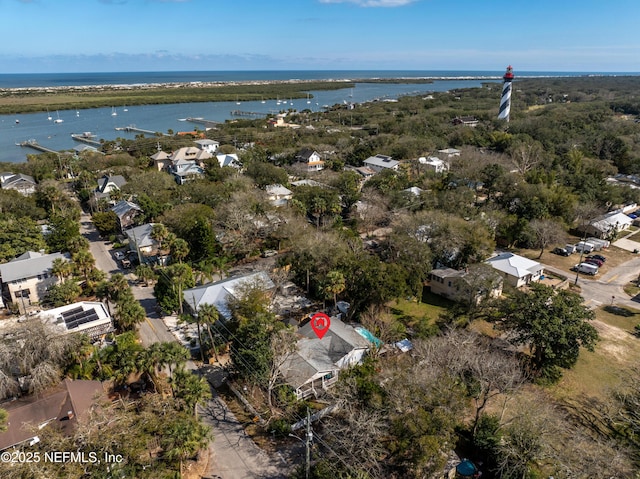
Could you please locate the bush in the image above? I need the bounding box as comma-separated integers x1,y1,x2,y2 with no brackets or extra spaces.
269,417,291,437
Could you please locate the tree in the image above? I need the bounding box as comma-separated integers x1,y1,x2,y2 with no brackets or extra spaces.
198,303,221,362
323,270,346,307
528,218,566,258
267,327,298,408
155,263,195,314
91,211,118,236
151,223,169,254
170,368,212,414
334,170,362,213
51,257,72,281
45,279,82,306
169,237,190,263
72,249,95,284
497,283,598,380
114,296,146,331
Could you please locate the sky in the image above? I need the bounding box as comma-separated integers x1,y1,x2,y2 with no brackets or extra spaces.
1,0,639,73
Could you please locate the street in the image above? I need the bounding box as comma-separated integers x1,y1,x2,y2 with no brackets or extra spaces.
81,212,291,478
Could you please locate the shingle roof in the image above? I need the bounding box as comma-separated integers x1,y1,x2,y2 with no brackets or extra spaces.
125,223,155,249
0,251,69,283
96,175,126,193
110,200,142,219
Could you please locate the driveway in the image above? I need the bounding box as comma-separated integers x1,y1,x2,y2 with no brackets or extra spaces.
79,211,120,276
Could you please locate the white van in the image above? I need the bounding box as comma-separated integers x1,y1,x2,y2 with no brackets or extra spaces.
575,262,598,275
575,241,596,253
565,244,577,254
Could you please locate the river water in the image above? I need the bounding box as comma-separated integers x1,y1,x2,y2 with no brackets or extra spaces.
2,78,494,163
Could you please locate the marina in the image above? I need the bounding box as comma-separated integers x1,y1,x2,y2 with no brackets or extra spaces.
0,77,495,163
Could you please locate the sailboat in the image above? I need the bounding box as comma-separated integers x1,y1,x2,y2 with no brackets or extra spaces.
111,107,117,116
306,93,311,105
76,109,80,117
261,97,266,104
47,109,52,121
53,111,63,123
123,106,128,112
236,97,241,105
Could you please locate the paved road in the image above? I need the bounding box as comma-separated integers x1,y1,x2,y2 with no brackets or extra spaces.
542,256,640,310
81,212,291,478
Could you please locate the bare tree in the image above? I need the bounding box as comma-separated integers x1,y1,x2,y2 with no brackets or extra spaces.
509,139,544,175
529,218,566,258
267,328,298,408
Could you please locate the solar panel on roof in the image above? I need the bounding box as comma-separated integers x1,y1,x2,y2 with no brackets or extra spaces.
61,306,84,320
62,307,100,329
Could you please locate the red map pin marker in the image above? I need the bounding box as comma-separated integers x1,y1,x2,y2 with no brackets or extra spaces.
310,312,331,339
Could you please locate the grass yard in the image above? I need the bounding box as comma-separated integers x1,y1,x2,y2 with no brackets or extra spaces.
387,291,454,335
550,306,640,403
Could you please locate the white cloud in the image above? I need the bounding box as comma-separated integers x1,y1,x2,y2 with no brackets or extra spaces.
319,0,417,7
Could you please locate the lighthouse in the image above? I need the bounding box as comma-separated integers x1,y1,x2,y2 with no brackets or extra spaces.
498,65,514,122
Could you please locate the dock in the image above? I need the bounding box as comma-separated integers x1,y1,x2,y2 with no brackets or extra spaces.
71,133,101,146
230,110,266,118
184,117,221,128
15,139,59,154
114,125,169,136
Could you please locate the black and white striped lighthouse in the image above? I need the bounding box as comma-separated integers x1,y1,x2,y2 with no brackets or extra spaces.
498,65,514,121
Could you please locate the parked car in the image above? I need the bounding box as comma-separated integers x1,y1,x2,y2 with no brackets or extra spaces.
552,247,570,256
114,251,125,260
585,258,604,267
120,258,132,269
261,249,277,258
588,254,607,263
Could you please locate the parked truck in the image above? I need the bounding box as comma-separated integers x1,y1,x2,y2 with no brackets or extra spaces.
575,241,596,253
574,262,598,275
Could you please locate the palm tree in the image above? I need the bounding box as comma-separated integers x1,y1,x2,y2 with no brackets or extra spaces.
51,257,72,281
324,270,346,307
151,223,169,254
170,368,212,414
198,303,220,363
159,342,189,379
72,249,95,284
161,415,211,474
114,297,146,331
135,264,157,286
167,263,194,315
170,237,190,264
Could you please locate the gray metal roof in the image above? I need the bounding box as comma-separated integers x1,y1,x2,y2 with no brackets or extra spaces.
0,251,69,283
110,200,142,219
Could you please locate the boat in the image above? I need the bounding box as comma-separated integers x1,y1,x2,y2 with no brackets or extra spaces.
76,109,80,117
111,107,117,116
307,93,311,104
53,111,63,123
47,109,52,121
236,97,241,105
123,106,128,112
15,119,19,124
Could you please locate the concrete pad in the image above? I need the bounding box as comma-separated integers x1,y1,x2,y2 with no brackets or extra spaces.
613,238,640,252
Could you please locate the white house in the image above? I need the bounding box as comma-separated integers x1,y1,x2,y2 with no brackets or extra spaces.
485,252,543,288
0,251,69,311
265,184,293,207
194,139,219,154
279,317,372,400
418,156,449,173
125,223,159,257
216,153,242,169
39,301,113,340
294,148,325,172
580,210,633,239
183,271,275,320
0,173,37,196
363,154,399,173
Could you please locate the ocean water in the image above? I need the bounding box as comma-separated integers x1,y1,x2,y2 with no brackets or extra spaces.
0,70,636,163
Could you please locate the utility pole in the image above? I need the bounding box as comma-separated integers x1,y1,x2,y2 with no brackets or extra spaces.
305,407,312,479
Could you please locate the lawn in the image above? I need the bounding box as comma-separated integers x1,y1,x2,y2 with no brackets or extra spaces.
549,306,640,403
387,291,454,334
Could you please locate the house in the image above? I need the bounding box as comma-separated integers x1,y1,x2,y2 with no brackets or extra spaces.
110,200,142,232
354,166,377,179
294,148,325,172
418,156,449,173
194,139,220,154
579,210,633,239
125,223,159,257
151,150,172,171
0,251,69,311
0,173,37,195
183,271,275,320
95,174,127,199
279,317,372,400
0,379,105,451
438,148,461,159
39,301,114,340
428,267,503,304
265,184,293,207
485,252,543,288
216,153,242,169
363,154,399,173
167,147,211,183
452,116,479,127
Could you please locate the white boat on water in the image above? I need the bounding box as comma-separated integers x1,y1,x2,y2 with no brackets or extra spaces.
47,109,52,121
53,111,63,123
111,107,117,116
